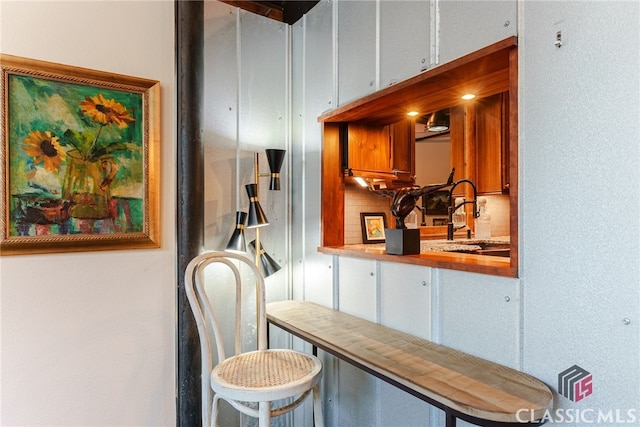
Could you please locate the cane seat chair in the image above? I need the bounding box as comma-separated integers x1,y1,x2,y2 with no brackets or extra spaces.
185,251,324,426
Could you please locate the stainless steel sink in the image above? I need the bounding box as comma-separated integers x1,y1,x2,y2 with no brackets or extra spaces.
420,240,510,257
449,242,510,257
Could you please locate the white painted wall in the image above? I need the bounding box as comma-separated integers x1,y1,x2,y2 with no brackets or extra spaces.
0,1,176,425
521,0,640,421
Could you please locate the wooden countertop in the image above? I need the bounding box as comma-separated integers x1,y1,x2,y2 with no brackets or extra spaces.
318,243,517,277
267,300,552,425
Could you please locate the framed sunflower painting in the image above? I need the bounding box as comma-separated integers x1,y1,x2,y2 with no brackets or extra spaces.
0,54,160,255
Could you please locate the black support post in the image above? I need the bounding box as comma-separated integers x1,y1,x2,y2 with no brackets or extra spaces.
176,0,204,425
446,411,458,427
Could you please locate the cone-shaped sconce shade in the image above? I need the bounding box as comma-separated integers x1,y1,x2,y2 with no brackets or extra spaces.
265,149,286,191
245,183,269,228
249,240,281,277
225,211,247,253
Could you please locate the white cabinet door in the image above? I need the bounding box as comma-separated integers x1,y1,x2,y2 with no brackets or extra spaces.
337,257,377,321
438,269,520,368
379,262,432,427
337,0,377,105
380,0,431,87
380,261,431,339
439,0,517,64
302,253,335,308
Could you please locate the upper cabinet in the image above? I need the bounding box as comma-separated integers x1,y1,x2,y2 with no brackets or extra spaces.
346,124,390,173
344,119,415,184
476,93,509,194
450,92,510,196
389,119,415,178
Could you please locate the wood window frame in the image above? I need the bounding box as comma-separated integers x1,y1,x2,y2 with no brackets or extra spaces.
318,37,519,277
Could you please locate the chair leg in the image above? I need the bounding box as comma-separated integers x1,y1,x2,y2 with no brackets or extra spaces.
211,395,220,427
312,383,324,427
258,401,270,426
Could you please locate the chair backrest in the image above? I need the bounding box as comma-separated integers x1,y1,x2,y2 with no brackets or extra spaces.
184,251,268,425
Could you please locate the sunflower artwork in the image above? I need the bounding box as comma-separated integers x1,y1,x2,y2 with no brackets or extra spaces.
1,54,159,255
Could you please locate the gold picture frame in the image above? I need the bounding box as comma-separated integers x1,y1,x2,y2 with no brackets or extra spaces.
1,54,160,255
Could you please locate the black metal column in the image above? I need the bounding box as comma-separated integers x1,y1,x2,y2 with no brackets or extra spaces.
176,0,204,425
446,411,458,427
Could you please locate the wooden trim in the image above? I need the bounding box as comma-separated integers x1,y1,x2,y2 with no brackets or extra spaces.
319,36,517,125
321,123,344,246
463,103,477,229
508,45,519,271
318,245,517,278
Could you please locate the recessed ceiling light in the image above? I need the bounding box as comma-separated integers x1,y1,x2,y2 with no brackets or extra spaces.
461,94,476,100
407,111,419,117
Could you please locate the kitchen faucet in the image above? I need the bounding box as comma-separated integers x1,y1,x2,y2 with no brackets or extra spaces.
447,179,479,240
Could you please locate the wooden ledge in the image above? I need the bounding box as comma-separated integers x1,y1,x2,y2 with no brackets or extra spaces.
267,300,552,425
318,245,518,278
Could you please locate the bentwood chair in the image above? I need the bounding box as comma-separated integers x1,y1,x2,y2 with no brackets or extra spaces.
185,251,324,427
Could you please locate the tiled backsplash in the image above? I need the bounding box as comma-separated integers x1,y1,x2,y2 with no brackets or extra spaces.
482,195,510,237
344,185,391,244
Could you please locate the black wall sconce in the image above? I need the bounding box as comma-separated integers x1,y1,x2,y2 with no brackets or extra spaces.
225,148,285,277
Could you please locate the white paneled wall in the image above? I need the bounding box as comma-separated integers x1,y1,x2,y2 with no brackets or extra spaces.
295,0,335,308
204,1,289,294
379,0,431,86
438,0,517,64
290,1,526,425
203,2,291,425
336,0,377,105
202,0,640,426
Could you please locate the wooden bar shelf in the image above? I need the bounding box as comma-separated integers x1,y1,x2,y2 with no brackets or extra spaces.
267,300,552,427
